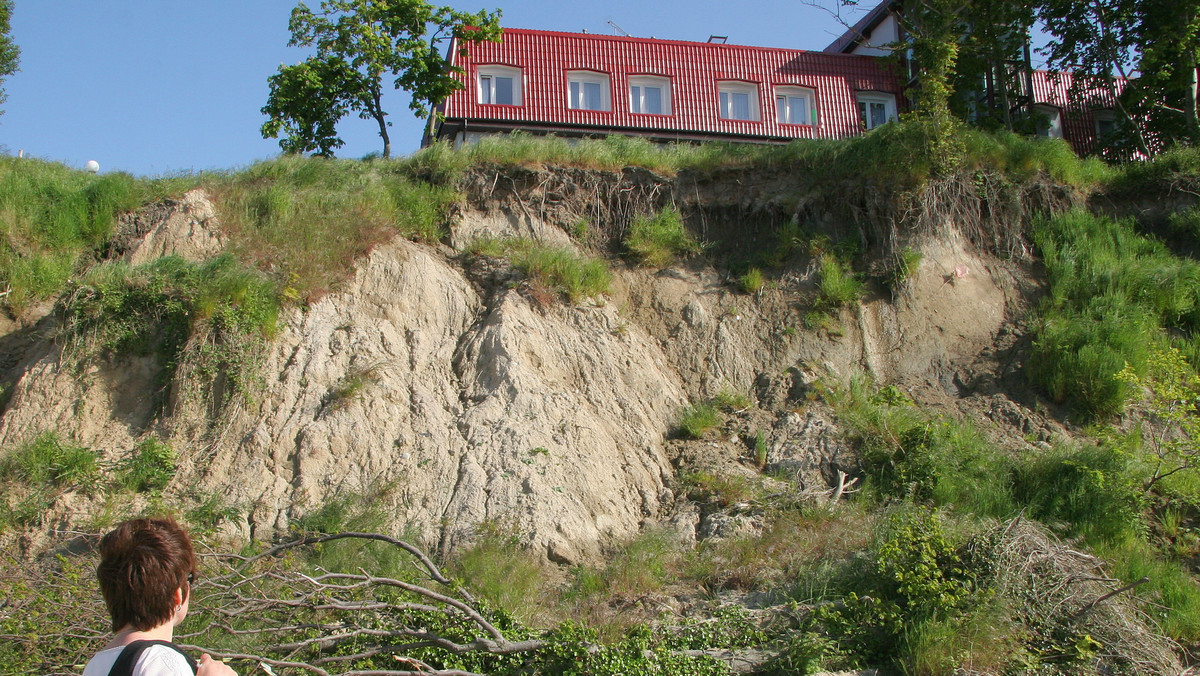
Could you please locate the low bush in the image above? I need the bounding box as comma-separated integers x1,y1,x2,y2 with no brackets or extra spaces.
625,208,703,267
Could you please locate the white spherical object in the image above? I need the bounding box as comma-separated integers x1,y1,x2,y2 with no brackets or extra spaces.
85,160,100,173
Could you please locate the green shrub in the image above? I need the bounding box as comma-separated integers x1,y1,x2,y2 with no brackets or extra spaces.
625,208,702,267
816,254,862,308
677,402,721,439
117,438,176,493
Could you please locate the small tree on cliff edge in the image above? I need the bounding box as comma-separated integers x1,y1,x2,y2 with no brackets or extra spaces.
261,0,501,158
0,0,21,115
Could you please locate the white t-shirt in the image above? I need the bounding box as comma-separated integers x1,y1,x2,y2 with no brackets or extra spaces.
81,644,193,676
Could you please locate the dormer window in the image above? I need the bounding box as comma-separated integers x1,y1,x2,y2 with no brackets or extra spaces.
630,75,671,115
478,65,522,106
775,86,816,125
856,92,896,130
718,81,760,121
1034,105,1063,139
567,71,611,111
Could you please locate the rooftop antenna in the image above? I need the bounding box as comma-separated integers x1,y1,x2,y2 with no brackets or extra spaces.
607,20,630,37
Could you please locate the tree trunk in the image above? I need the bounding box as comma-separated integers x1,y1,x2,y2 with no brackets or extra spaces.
1187,63,1200,144
372,90,391,158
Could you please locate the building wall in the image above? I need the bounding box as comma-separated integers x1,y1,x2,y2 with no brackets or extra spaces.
440,29,904,143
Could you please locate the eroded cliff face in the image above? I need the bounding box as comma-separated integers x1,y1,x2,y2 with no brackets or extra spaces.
0,170,1040,559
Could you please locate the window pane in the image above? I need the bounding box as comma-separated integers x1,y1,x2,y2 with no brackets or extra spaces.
733,92,750,120
644,86,662,114
496,77,513,105
720,92,730,117
790,96,807,124
570,81,580,108
584,82,602,110
858,102,867,128
870,102,887,128
480,75,492,104
631,85,642,113
776,95,787,122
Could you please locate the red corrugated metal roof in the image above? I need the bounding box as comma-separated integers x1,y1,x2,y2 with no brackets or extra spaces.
1030,70,1124,155
441,28,904,141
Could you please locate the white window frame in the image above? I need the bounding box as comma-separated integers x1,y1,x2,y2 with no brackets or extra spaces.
855,92,896,130
717,81,760,121
629,75,672,115
567,70,612,112
775,86,816,125
477,65,522,106
1034,105,1063,139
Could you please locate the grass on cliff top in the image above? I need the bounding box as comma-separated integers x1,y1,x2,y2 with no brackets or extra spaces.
409,123,1111,188
0,156,196,314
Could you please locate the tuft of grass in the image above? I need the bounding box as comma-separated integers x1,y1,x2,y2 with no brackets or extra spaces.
468,237,611,303
816,253,862,308
712,388,752,412
625,207,703,268
450,521,556,626
0,432,99,490
738,267,765,294
324,364,383,413
117,437,176,493
677,402,721,439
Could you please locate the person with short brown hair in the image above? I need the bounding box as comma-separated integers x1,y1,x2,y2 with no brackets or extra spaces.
82,518,237,676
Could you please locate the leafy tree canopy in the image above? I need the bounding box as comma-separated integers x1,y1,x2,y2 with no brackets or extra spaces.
262,0,501,158
0,0,21,114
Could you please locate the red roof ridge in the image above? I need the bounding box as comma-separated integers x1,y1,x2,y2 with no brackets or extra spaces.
496,26,817,54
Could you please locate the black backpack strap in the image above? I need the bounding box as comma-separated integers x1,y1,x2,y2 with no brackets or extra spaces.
108,639,198,676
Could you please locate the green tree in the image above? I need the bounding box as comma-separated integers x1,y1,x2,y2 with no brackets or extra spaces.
0,0,21,114
262,0,501,158
1117,348,1200,492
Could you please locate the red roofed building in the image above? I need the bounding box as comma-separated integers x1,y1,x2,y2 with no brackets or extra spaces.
426,28,906,147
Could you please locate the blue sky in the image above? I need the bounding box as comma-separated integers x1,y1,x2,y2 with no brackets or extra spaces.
4,1,887,176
